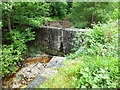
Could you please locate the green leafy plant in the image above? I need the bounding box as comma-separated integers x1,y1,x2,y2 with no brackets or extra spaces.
37,50,43,54
72,21,118,57
75,56,118,88
69,2,118,28
38,56,119,88
30,53,36,57
30,48,35,52
2,27,35,77
49,2,68,17
2,45,23,77
84,21,118,57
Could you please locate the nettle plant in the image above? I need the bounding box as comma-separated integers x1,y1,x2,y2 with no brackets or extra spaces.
76,56,119,88
72,21,118,57
2,27,35,77
85,21,118,57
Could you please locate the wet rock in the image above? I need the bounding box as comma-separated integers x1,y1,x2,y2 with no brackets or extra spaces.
3,54,67,89
25,56,66,88
24,72,35,78
18,74,24,78
31,68,40,75
4,62,45,88
27,54,50,60
36,63,43,67
35,54,49,57
28,63,37,68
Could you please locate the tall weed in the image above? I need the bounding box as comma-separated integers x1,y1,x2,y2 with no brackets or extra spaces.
73,21,118,57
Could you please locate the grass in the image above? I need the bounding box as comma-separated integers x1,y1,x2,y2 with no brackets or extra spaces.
37,55,118,88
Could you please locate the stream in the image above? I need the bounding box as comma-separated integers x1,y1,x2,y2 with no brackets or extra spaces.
2,54,66,88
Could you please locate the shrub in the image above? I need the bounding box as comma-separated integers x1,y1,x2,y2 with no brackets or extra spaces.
84,21,118,57
73,20,118,57
75,56,119,88
49,2,68,17
38,21,119,88
2,45,23,77
38,56,119,88
69,2,118,28
2,27,35,77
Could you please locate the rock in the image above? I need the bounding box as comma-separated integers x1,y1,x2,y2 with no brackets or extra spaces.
25,72,35,78
11,81,22,88
20,80,26,84
26,75,46,88
46,56,66,68
31,68,40,75
35,54,49,57
28,63,37,68
18,74,25,78
40,68,58,78
3,55,67,89
26,67,31,71
36,63,44,70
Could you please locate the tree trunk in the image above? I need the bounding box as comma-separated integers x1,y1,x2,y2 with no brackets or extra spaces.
91,15,94,24
7,4,12,32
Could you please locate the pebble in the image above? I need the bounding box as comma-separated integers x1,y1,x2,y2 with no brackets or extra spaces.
2,55,66,89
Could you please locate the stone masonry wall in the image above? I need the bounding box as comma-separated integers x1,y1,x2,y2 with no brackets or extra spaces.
32,26,87,54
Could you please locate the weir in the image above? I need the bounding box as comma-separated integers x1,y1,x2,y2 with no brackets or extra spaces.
29,26,87,55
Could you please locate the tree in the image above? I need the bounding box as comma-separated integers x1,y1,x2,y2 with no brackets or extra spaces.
69,2,118,28
49,2,68,18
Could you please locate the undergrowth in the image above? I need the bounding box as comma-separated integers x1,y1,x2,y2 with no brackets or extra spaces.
38,20,119,88
38,56,119,88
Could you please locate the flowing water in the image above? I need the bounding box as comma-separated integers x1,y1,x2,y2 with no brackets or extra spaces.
2,55,52,88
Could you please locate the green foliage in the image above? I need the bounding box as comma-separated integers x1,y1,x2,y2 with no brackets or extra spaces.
29,47,35,52
69,2,118,28
84,21,118,57
30,53,36,57
2,45,23,77
49,2,68,17
38,56,119,88
2,27,35,77
37,50,43,54
37,19,118,88
72,21,118,57
75,56,118,88
2,2,51,28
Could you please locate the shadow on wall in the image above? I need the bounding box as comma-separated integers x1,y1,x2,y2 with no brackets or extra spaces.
27,26,87,55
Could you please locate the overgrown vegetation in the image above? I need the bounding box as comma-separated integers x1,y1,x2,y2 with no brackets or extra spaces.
38,20,119,88
72,20,118,58
69,2,118,28
39,56,118,88
2,27,35,77
1,1,118,88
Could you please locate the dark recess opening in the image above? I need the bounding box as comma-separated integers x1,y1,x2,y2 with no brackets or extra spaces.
60,42,63,52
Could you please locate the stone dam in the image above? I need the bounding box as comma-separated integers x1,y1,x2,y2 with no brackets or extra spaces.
28,26,87,55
